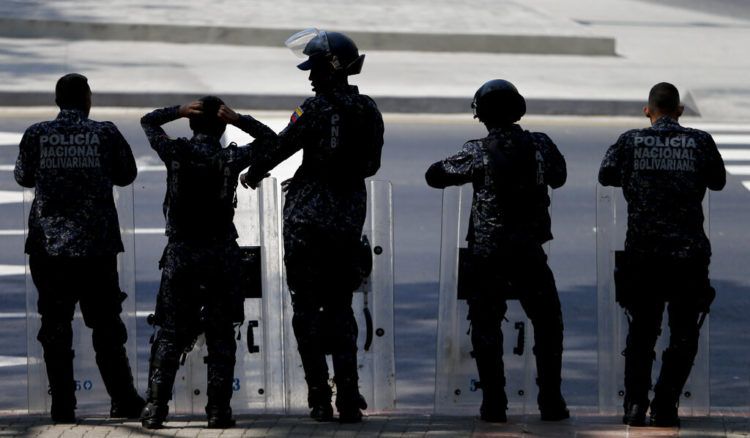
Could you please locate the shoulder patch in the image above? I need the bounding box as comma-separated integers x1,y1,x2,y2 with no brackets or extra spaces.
290,107,304,124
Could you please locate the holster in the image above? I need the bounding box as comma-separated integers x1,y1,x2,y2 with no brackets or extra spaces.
614,250,633,308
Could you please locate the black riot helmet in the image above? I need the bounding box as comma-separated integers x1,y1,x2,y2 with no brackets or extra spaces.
286,28,366,76
471,79,527,126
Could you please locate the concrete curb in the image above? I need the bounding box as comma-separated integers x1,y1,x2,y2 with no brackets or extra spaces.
0,91,700,117
0,17,617,56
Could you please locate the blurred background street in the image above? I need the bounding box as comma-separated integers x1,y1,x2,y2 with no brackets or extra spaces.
1,1,749,436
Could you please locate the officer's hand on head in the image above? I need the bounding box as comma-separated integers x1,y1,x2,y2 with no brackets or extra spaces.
178,101,203,118
218,105,240,124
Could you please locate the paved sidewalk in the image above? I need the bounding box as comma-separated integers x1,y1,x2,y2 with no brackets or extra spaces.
1,413,749,438
0,1,747,118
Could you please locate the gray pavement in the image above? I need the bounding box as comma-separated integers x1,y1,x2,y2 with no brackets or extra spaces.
0,412,748,437
0,0,748,118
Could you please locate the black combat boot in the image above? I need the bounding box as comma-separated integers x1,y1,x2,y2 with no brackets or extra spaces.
96,345,146,418
334,376,367,423
622,399,649,426
472,349,508,422
140,401,169,429
479,391,508,423
45,350,77,423
308,384,334,422
535,353,569,421
206,404,236,429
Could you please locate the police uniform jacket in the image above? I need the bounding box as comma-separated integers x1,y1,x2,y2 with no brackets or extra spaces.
599,116,725,261
244,85,384,255
426,125,566,258
15,109,137,257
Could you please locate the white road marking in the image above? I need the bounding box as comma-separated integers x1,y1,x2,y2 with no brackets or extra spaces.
0,228,165,236
138,165,165,172
718,149,750,161
692,123,750,133
713,135,750,145
0,313,26,319
0,265,25,276
0,356,26,368
133,228,165,235
1,164,164,172
743,182,750,192
0,191,23,205
0,132,23,146
726,165,750,176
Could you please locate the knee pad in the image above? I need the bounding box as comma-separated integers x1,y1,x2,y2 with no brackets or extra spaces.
91,318,128,352
38,319,73,353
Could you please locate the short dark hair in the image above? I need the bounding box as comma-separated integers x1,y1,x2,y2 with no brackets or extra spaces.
648,82,680,113
189,95,226,137
55,73,91,110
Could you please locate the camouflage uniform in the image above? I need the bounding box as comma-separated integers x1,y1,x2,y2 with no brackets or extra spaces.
141,106,275,413
425,125,567,411
599,116,725,412
14,109,140,413
244,85,384,411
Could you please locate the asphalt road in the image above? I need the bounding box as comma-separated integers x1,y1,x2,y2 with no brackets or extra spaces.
1,109,749,413
639,0,750,21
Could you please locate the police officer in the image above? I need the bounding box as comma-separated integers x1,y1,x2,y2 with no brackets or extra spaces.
240,29,384,423
14,73,143,423
139,96,277,429
599,82,725,427
425,79,569,423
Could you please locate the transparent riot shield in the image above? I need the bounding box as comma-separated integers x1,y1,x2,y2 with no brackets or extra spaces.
596,184,710,415
434,186,537,416
283,180,396,413
26,185,137,415
172,177,285,414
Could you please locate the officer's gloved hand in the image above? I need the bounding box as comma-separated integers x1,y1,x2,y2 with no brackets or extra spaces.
240,172,269,190
280,178,293,192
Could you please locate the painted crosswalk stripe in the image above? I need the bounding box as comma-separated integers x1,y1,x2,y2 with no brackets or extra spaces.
726,165,750,176
0,356,26,368
718,149,750,161
0,191,23,205
743,182,750,192
0,228,165,236
0,265,25,276
692,123,750,133
713,135,750,145
0,132,22,146
0,313,26,319
1,164,164,172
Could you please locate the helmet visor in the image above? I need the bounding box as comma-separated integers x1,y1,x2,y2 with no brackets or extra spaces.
285,28,329,58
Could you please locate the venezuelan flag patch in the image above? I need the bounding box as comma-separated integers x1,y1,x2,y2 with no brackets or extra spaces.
290,107,304,124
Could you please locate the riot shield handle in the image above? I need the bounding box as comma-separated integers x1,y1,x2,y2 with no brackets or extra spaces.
513,321,525,356
364,307,374,351
246,320,260,353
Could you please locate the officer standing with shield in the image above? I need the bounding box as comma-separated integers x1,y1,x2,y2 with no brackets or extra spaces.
139,96,277,429
425,79,569,423
599,82,725,427
15,73,143,423
240,28,384,423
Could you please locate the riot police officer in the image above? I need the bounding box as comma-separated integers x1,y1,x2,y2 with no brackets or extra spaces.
139,96,277,429
425,79,569,423
14,73,143,423
240,28,384,423
599,82,725,427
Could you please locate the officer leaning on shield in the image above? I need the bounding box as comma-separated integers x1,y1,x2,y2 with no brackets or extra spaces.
15,25,726,429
